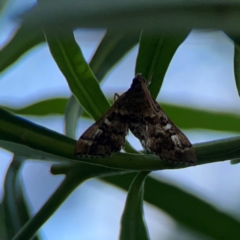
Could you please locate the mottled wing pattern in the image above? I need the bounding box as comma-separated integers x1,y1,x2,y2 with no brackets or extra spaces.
75,73,197,165
128,74,197,165
146,98,196,165
74,97,128,158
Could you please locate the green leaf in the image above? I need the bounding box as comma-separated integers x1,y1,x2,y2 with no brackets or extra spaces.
0,105,159,169
3,98,67,116
64,95,83,138
135,31,189,98
43,28,110,120
2,156,40,240
3,157,24,239
0,106,75,160
1,106,240,170
162,103,240,133
227,34,240,96
120,171,150,240
12,162,119,240
23,1,240,34
103,173,240,240
0,107,133,171
5,97,240,133
0,203,7,240
90,30,139,81
233,40,240,95
0,19,45,73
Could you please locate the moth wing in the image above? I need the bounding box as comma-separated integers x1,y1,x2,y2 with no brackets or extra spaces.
75,103,128,158
146,117,197,165
129,99,197,165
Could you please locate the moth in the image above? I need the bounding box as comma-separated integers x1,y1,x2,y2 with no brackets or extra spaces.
75,74,197,165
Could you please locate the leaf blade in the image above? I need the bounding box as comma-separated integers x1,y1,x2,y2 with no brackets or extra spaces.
23,1,240,34
43,29,110,120
136,31,189,98
0,18,45,73
5,98,240,133
64,95,83,138
120,172,150,240
90,30,139,81
233,39,240,95
1,106,240,170
103,173,240,240
2,156,40,240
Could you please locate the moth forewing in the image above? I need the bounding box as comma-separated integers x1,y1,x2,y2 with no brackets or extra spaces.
128,74,197,165
114,93,120,102
74,93,129,158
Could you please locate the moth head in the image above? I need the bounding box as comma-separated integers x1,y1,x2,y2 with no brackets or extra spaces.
133,73,151,87
131,74,154,106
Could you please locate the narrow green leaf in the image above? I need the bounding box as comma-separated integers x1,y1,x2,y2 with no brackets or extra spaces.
0,106,75,160
3,157,24,239
120,171,150,240
215,33,240,99
2,156,39,240
230,158,240,164
233,41,240,95
0,107,132,171
0,203,7,240
3,98,67,116
12,162,121,240
135,31,188,98
64,95,83,138
0,19,45,73
5,98,240,133
103,173,240,240
227,34,240,95
161,103,240,133
43,28,110,120
12,164,108,240
90,30,139,81
23,1,240,34
1,106,240,170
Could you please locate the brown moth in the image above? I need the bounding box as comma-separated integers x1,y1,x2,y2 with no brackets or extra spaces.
75,74,197,165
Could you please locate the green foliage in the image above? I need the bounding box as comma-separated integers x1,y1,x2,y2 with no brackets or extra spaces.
104,173,240,240
1,0,240,240
135,31,189,98
43,28,110,119
120,172,150,240
231,35,240,96
0,20,45,73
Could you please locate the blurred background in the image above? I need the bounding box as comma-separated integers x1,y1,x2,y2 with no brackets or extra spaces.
1,1,240,239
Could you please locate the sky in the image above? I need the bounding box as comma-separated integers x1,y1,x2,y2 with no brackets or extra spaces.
1,1,240,240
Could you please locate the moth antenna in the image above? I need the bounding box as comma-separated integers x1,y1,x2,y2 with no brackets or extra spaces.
114,93,120,102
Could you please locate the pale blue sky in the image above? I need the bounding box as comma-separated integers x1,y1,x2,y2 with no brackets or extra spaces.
1,1,240,240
